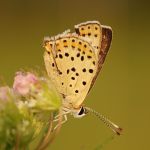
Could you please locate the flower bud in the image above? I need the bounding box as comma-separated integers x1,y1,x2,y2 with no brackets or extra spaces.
13,72,39,96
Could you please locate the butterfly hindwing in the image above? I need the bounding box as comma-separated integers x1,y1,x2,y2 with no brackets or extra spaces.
89,26,112,92
75,21,102,59
74,22,112,93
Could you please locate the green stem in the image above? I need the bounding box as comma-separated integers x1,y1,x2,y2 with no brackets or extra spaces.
37,109,63,150
43,109,63,148
14,131,20,150
35,113,54,150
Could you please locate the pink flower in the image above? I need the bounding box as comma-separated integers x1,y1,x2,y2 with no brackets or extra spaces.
0,86,10,100
13,72,39,96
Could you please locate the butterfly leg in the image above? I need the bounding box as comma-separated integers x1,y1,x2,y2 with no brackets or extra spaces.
53,109,70,122
53,114,68,130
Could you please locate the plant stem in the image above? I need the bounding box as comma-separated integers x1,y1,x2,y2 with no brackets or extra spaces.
44,109,63,146
35,113,54,150
14,131,20,150
37,109,63,150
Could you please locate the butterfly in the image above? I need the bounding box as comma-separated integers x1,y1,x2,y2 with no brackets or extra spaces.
43,21,122,135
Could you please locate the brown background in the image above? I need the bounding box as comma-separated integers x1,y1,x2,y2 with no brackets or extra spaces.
0,0,149,150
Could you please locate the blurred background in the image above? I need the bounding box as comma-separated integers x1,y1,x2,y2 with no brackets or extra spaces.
0,0,149,149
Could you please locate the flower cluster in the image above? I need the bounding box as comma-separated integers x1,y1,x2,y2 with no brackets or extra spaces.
0,71,62,149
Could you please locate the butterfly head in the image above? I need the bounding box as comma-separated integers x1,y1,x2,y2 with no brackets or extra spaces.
72,106,88,118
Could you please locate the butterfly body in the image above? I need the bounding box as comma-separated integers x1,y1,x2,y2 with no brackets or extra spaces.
43,21,122,135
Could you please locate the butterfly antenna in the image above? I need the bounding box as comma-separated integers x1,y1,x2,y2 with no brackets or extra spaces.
84,107,122,135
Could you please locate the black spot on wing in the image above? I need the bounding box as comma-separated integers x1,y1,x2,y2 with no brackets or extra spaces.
52,63,55,67
71,57,74,61
89,69,93,73
75,90,79,93
82,81,86,85
71,77,75,80
71,67,76,72
65,53,69,57
59,54,63,59
77,53,80,57
67,69,69,74
82,68,86,72
81,56,84,61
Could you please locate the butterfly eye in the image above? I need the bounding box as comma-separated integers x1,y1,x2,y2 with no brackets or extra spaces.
78,107,85,115
72,107,86,118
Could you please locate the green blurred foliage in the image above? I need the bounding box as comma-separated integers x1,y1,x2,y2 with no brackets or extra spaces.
0,97,34,149
0,0,149,150
0,72,62,149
